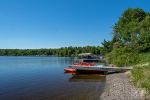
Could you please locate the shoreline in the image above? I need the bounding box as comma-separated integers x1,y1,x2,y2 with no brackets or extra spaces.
100,72,145,100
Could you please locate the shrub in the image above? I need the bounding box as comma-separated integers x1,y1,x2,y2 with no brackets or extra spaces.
105,46,139,67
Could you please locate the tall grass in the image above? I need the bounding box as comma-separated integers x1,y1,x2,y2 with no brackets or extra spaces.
131,52,150,98
138,52,150,63
132,64,150,97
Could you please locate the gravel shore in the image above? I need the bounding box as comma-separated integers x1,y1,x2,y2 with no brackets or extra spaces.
100,72,145,100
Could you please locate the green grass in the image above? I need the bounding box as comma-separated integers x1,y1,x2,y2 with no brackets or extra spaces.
139,52,150,63
131,52,150,97
105,50,150,97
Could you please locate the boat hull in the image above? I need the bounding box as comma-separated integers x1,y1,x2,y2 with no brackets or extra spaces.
76,69,106,74
64,68,76,73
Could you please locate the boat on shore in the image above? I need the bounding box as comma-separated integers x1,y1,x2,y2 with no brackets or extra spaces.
64,53,103,74
64,62,95,73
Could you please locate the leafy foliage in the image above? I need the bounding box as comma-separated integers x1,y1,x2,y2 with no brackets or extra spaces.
105,46,139,67
105,8,150,67
113,8,146,46
0,46,103,56
101,39,113,54
138,15,150,52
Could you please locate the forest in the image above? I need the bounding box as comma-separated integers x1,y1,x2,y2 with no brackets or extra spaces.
0,46,103,56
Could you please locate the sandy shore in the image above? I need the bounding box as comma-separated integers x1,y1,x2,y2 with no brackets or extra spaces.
100,72,145,100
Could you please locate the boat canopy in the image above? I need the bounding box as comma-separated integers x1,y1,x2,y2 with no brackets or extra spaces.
78,53,92,56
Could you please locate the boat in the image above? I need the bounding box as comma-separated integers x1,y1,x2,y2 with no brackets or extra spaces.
70,62,96,67
64,62,95,73
77,53,102,63
64,53,102,74
64,67,76,73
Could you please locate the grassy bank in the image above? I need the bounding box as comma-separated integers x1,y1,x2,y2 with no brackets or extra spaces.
131,52,150,98
101,8,150,98
105,51,150,98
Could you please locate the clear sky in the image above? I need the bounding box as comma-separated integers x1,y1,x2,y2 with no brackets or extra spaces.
0,0,149,49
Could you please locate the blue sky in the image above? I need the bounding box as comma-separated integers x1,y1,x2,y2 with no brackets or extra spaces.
0,0,149,49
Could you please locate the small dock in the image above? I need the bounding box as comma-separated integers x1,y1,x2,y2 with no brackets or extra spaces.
76,66,133,74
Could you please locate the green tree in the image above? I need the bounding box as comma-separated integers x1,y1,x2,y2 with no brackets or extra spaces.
101,39,113,54
138,15,150,52
113,8,146,47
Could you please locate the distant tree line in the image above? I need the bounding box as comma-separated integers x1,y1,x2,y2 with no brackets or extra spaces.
0,46,104,56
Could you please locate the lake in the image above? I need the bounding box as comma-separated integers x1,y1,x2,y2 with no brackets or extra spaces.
0,56,105,100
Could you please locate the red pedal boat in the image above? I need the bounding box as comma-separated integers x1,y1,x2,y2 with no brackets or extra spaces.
64,67,76,73
64,62,96,73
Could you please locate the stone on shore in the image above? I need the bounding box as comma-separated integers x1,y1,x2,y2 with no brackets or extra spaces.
100,72,145,100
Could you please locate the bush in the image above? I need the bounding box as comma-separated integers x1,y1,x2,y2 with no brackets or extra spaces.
105,46,139,67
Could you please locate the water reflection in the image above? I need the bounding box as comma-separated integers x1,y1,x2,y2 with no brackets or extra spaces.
69,74,105,82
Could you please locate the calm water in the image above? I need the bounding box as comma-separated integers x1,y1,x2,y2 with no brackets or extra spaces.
0,56,105,100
